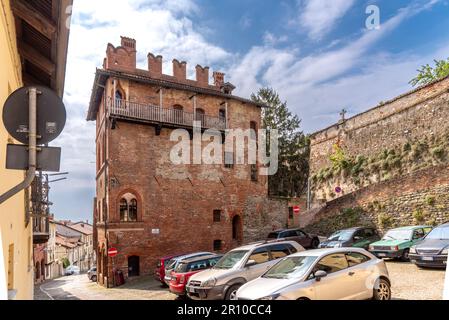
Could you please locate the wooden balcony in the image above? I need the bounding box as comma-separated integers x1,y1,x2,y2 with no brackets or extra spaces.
33,216,50,244
107,98,226,131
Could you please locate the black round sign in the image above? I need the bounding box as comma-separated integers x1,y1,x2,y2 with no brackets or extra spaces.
2,86,66,145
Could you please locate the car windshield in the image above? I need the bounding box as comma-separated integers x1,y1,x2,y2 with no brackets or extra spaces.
263,256,317,279
425,226,449,240
328,230,353,241
382,229,412,240
267,232,279,239
214,250,248,269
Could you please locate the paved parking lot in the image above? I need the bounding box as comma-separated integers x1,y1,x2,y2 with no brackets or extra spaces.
34,261,446,300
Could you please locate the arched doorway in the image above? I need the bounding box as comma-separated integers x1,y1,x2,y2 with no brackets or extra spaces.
128,256,140,277
232,215,242,243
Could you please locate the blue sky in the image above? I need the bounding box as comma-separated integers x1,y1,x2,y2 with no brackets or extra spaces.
51,0,449,222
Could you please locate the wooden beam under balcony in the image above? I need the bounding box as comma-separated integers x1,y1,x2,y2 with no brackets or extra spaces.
11,0,57,39
18,41,56,75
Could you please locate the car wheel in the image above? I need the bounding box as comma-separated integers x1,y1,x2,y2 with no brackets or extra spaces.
311,238,320,249
91,275,97,282
401,249,410,262
225,284,241,300
373,279,391,300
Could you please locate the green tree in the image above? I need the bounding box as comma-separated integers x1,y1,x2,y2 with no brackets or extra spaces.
410,58,449,87
251,88,310,197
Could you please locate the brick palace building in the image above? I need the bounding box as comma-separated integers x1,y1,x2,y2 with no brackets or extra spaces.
87,37,290,287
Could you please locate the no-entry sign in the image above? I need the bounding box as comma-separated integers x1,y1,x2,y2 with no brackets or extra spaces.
293,206,300,214
108,247,118,257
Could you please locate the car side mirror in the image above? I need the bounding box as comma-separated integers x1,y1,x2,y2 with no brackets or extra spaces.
354,236,362,241
246,260,257,268
314,270,327,281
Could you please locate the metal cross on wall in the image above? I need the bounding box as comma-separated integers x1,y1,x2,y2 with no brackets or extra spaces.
340,109,347,122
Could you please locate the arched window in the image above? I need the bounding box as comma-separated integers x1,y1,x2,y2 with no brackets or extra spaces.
129,199,138,222
119,199,128,222
219,109,226,120
119,193,138,222
232,215,242,242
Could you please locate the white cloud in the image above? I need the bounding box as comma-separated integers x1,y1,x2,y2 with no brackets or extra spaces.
228,0,444,133
298,0,356,40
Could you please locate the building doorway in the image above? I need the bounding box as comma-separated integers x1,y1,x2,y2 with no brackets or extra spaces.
128,256,140,277
232,215,242,243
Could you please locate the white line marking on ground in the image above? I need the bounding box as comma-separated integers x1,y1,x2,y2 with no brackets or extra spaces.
39,284,54,300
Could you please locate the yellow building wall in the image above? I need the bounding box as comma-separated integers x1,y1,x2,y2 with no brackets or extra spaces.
0,0,34,300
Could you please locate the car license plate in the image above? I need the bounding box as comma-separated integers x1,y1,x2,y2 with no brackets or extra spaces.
188,287,196,293
378,253,386,257
422,256,434,261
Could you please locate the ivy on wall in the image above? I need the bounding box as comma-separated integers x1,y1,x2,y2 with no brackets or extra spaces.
311,132,449,202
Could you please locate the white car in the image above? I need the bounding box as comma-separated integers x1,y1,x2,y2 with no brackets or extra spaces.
186,241,304,300
65,265,80,276
236,248,391,300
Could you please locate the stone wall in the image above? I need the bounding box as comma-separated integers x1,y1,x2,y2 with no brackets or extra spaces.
310,76,449,175
304,165,449,236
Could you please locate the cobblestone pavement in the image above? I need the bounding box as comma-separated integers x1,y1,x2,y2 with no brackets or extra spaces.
386,261,446,300
34,262,446,300
35,274,177,300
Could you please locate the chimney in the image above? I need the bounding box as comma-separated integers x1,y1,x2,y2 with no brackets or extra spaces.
104,36,136,72
120,36,136,51
196,65,210,87
213,71,225,88
148,53,163,78
173,59,187,81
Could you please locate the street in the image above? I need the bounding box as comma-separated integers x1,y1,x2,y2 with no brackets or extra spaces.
35,274,177,300
34,261,445,300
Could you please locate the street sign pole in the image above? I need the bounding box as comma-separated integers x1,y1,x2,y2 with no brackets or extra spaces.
0,88,38,205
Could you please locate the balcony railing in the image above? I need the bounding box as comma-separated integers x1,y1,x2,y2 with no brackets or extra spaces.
33,216,50,244
107,98,226,130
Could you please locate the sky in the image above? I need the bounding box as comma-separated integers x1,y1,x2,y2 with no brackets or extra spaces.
51,0,449,222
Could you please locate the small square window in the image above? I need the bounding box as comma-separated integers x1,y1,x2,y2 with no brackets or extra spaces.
213,240,222,251
213,210,221,222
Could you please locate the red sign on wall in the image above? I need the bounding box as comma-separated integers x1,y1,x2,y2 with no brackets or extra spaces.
293,206,300,214
108,247,118,257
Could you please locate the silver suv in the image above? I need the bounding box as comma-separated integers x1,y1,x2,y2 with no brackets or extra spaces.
186,241,304,300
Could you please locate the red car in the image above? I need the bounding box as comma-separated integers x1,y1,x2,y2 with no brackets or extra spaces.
169,254,222,296
154,254,184,286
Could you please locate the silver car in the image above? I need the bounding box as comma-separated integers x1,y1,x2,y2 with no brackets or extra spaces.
186,241,304,300
236,248,391,300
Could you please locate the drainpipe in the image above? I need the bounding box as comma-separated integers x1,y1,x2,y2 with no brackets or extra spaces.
307,178,311,211
0,88,38,205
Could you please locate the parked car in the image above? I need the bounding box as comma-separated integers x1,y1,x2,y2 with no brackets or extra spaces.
319,227,380,250
186,241,304,300
154,254,185,286
64,265,80,276
164,252,213,285
169,254,223,297
409,222,449,269
267,228,320,249
87,267,97,282
236,248,391,300
369,226,432,261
